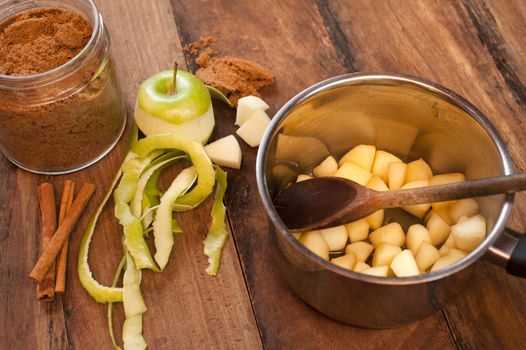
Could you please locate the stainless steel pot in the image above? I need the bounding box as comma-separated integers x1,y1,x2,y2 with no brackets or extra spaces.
256,73,526,328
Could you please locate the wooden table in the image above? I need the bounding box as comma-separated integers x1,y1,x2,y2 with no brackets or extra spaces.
2,0,526,348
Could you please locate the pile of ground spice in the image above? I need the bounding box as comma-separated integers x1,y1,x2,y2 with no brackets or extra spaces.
184,36,275,106
0,7,92,76
196,56,275,106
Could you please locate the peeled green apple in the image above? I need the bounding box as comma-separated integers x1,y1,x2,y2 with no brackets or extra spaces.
135,70,214,144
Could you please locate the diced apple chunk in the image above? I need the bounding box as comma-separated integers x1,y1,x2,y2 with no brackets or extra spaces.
235,95,269,126
406,224,432,254
318,225,348,251
388,162,407,190
448,199,479,224
345,219,370,243
362,265,389,277
438,245,450,256
415,242,441,271
296,174,312,182
406,159,433,183
236,109,271,147
372,243,402,267
364,209,384,230
426,212,451,246
331,253,356,270
430,251,466,272
429,172,466,186
390,250,420,277
366,176,389,192
425,207,452,226
339,144,376,171
353,261,371,272
401,180,431,218
430,172,466,208
335,162,373,186
372,150,403,183
204,135,242,169
345,242,374,262
451,214,486,252
313,155,338,177
299,231,329,260
369,222,405,247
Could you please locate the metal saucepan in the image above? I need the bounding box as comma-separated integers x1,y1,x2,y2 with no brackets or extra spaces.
256,73,526,328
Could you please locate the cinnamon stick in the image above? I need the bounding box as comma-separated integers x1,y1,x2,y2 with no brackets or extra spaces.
55,180,75,294
29,183,96,283
36,183,57,301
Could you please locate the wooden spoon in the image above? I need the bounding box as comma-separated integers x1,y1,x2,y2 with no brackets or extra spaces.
273,174,526,232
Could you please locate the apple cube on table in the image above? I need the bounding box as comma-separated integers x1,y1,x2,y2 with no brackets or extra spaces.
339,144,376,171
236,109,271,147
204,135,242,169
313,155,338,177
235,95,269,126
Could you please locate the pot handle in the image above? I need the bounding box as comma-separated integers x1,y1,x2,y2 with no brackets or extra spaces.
487,228,526,278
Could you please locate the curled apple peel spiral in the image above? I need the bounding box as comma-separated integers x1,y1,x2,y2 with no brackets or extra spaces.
78,67,231,349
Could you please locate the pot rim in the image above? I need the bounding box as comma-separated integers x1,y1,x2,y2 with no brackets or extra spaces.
256,72,514,286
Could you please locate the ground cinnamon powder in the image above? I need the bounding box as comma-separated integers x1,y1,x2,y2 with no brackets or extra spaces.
0,7,125,172
0,8,92,75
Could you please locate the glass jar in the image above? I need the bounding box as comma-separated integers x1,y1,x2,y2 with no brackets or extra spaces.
0,0,126,174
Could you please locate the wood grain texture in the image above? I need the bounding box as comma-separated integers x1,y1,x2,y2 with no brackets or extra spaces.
1,0,260,349
171,0,456,349
3,0,526,348
310,0,526,348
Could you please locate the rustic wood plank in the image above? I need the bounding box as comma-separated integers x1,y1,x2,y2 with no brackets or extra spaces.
171,0,457,349
319,0,526,349
1,0,261,349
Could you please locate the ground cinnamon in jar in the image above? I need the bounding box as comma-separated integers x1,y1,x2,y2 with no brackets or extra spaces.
0,8,91,75
0,6,125,173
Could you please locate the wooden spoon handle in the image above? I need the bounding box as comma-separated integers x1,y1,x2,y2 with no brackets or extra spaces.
378,173,526,209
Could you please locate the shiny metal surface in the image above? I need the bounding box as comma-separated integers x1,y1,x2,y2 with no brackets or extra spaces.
256,73,515,327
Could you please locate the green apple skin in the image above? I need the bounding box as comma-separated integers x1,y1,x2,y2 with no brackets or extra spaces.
137,70,211,124
134,102,215,144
